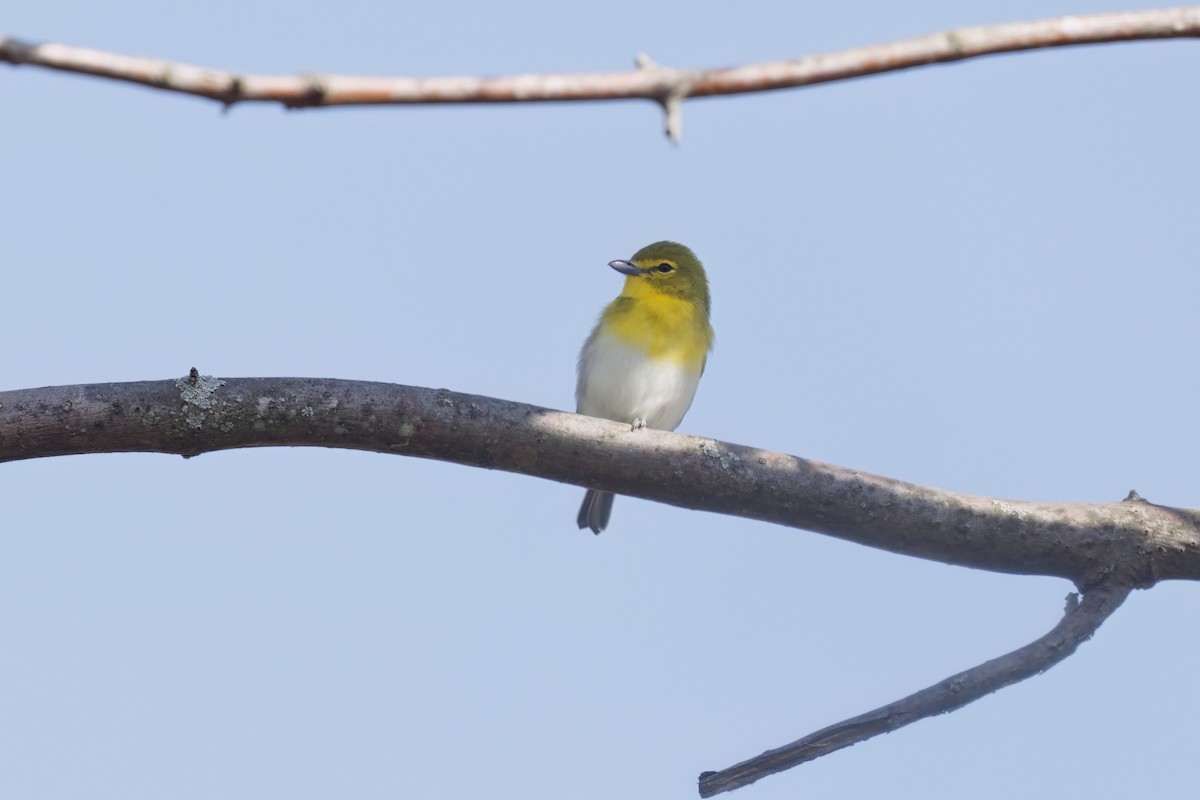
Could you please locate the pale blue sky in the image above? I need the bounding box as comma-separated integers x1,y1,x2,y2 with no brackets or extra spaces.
3,1,1198,798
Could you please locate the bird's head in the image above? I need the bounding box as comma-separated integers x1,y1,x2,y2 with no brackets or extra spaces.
609,241,710,316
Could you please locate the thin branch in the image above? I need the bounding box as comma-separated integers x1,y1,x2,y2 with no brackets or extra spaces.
3,6,1199,139
3,376,1200,588
697,582,1132,797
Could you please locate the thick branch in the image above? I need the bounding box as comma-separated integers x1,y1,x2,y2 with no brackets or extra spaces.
3,377,1199,588
2,7,1199,138
697,582,1131,796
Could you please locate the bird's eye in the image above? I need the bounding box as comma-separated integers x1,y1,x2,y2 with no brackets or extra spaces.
655,263,674,273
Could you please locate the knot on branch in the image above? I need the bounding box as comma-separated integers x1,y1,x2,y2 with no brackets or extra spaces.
635,52,695,143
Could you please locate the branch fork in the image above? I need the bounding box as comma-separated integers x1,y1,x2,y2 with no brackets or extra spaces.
1,375,1194,794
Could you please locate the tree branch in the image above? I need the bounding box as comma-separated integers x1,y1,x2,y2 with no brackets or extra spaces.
1,378,1184,791
3,6,1199,140
697,582,1131,797
3,376,1199,588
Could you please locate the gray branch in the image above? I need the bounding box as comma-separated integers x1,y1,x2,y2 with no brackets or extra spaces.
3,376,1198,588
698,582,1131,796
1,375,1192,794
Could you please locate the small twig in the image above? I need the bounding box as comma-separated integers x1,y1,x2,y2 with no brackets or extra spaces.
697,582,1132,796
2,7,1198,135
661,85,689,144
634,52,691,142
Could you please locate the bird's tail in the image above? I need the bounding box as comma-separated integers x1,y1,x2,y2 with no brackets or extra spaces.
577,489,615,535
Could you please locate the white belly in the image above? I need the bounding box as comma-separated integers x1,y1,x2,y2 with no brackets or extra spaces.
576,331,703,431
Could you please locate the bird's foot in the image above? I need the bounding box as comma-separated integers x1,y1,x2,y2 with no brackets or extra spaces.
631,417,647,431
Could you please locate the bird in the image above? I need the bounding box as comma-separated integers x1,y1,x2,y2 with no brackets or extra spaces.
575,241,714,534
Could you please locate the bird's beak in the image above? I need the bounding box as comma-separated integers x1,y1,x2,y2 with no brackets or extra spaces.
609,259,647,277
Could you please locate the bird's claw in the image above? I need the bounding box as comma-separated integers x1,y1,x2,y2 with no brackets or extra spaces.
631,418,647,430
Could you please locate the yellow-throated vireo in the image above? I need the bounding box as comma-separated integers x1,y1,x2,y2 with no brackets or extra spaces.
575,241,714,534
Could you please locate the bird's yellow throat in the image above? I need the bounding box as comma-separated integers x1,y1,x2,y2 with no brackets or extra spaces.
601,276,713,368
